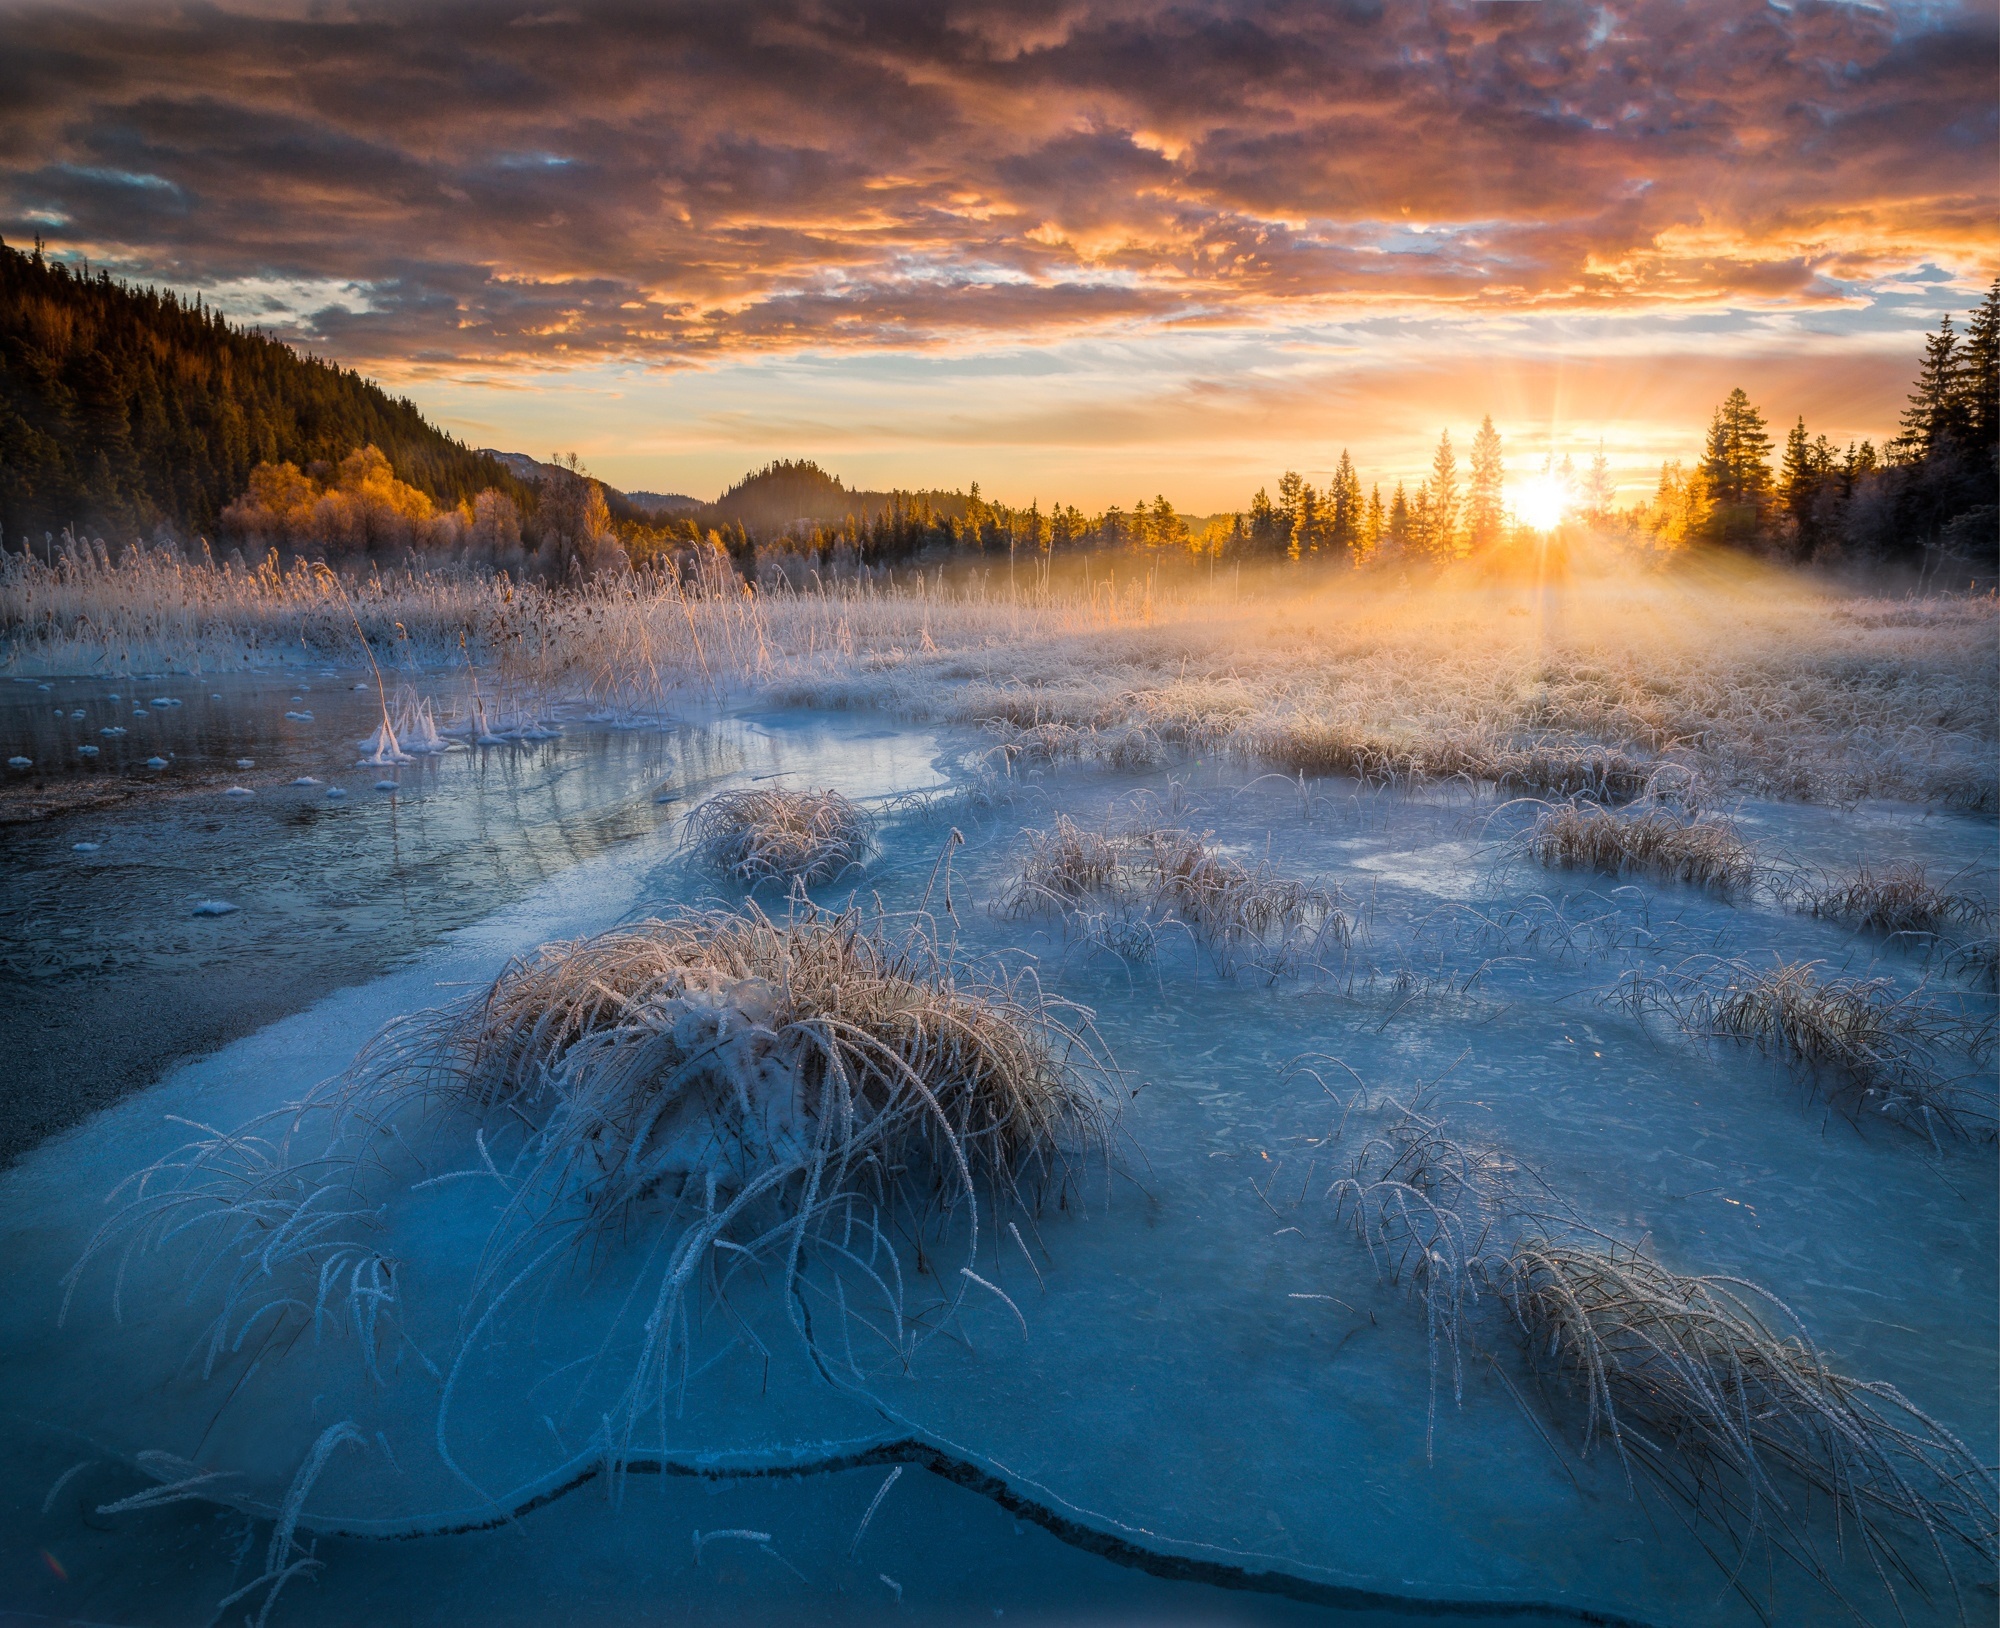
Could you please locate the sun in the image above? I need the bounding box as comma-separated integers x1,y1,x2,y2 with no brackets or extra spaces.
1515,470,1571,532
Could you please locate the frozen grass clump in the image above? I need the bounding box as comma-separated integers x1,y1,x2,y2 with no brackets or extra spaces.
1500,1237,1999,1614
1001,818,1349,975
69,905,1113,1465
1314,1085,1999,1616
1324,1094,1511,1456
1688,959,1994,1141
1794,863,1992,940
1522,802,1755,892
1002,815,1121,910
686,786,871,887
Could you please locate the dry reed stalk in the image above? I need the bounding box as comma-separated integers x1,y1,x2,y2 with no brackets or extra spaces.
1500,1237,1998,1615
1690,959,1994,1141
685,786,871,886
1001,818,1349,975
1324,1097,1510,1457
1794,864,1992,940
1522,803,1755,892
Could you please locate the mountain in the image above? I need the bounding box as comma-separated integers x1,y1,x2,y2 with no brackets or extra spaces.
621,490,702,517
0,238,534,543
702,459,967,537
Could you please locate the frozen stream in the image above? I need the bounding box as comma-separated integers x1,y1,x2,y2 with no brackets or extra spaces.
0,711,1992,1627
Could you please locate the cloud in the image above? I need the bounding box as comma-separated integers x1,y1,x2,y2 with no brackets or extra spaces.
0,0,1990,378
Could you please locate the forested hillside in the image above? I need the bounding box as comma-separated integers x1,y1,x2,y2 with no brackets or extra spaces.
0,238,533,543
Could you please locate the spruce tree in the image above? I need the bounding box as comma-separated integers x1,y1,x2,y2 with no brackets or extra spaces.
1466,416,1503,549
1896,313,1967,462
1426,430,1460,559
1963,276,1999,461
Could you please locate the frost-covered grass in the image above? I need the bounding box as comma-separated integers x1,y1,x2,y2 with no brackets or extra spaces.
66,904,1114,1464
1613,958,1996,1142
4,543,1995,814
1319,1090,1999,1619
685,786,872,887
1502,1236,1998,1614
1521,802,1757,892
1793,863,1993,940
1001,815,1348,975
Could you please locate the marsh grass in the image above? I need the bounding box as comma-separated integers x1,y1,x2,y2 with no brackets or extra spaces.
1522,802,1756,893
685,786,872,887
1606,956,1995,1142
1501,1237,1999,1619
1792,864,1993,941
69,904,1114,1472
1001,817,1349,976
9,545,1992,815
1315,1085,1998,1619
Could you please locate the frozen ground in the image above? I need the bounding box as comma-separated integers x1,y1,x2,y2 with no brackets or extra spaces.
0,710,1993,1627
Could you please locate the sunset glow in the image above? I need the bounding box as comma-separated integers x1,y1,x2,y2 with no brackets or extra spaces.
1515,471,1573,534
1,1,1993,507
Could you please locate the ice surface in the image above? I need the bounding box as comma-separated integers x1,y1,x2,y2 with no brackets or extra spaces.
0,731,1991,1627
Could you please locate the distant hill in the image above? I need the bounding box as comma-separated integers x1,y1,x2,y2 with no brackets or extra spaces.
0,238,534,542
702,459,967,537
622,490,702,517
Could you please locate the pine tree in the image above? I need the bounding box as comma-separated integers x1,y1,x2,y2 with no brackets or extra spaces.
1361,484,1384,563
1329,449,1361,556
1699,388,1773,543
1962,276,1999,460
1896,313,1968,462
1582,443,1613,521
1425,430,1460,559
1386,482,1412,559
1466,416,1503,549
1276,470,1305,558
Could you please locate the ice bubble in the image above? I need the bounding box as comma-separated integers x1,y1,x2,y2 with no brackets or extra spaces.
235,758,255,768
224,786,254,798
107,693,119,701
291,695,304,702
291,775,321,786
284,710,314,721
100,726,126,737
190,900,239,916
326,786,347,799
353,683,369,691
150,697,180,707
145,756,168,769
78,745,99,757
70,709,85,719
211,693,223,700
375,779,401,791
133,709,146,717
72,841,99,852
5,757,28,769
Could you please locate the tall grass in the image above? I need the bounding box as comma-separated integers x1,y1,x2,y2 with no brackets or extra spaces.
4,542,1994,814
1315,1090,1998,1620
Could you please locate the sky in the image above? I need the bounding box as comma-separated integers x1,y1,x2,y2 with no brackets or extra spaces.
1,0,1994,510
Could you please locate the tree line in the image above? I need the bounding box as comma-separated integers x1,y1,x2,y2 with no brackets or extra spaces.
6,227,1991,582
0,236,535,544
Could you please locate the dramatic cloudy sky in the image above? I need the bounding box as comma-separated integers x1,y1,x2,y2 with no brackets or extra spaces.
2,1,1993,507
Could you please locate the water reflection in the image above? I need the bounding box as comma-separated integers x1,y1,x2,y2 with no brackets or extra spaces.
0,674,942,1164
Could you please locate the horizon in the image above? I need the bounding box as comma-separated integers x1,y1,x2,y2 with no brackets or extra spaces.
3,1,1993,511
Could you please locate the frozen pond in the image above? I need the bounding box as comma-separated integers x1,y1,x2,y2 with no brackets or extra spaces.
0,708,1992,1627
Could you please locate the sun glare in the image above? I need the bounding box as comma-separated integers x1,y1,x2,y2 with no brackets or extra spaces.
1515,471,1571,532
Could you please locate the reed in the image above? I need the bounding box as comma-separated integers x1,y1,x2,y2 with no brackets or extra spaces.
1522,802,1756,892
685,786,871,887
